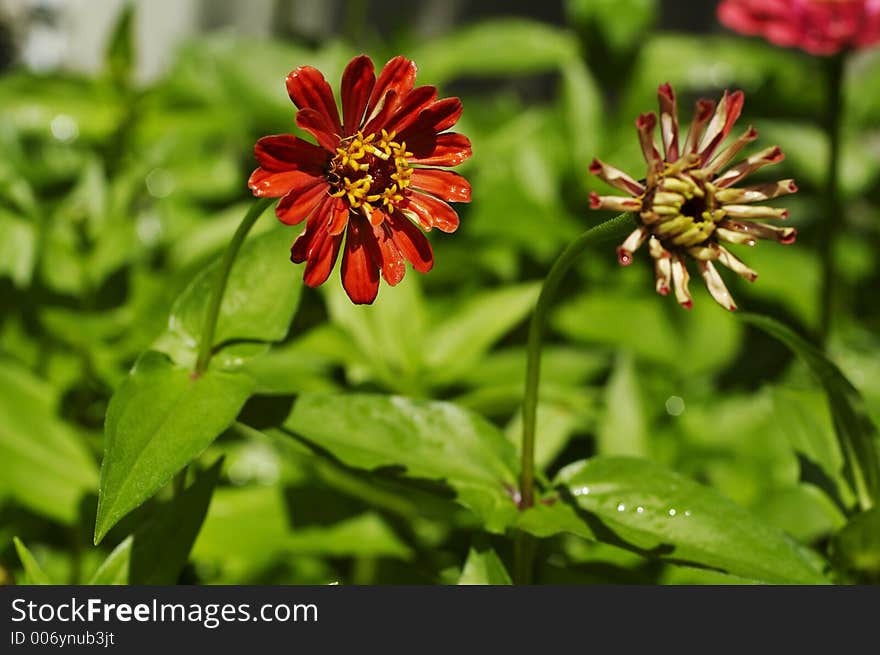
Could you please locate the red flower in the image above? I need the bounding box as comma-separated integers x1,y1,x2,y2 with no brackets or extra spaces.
590,83,797,311
249,55,472,304
718,0,880,55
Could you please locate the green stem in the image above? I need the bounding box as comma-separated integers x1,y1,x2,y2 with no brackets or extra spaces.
513,212,634,584
519,212,634,509
818,52,846,345
194,198,273,375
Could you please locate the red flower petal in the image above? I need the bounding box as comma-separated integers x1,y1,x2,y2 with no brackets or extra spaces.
303,232,343,287
327,197,350,236
291,198,343,287
411,169,472,203
275,179,329,225
383,85,438,135
340,55,375,136
296,108,341,152
254,134,328,173
341,217,381,304
286,66,342,135
362,89,399,136
386,211,433,273
367,56,417,117
399,97,463,142
407,132,472,166
249,167,323,199
370,217,406,286
400,192,460,233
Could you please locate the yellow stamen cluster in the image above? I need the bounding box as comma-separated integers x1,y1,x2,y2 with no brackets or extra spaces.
329,129,413,210
644,156,725,254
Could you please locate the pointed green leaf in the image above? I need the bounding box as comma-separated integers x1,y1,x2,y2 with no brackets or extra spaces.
741,313,880,511
459,543,512,585
129,458,223,584
95,351,254,543
156,225,303,369
556,457,829,584
105,3,136,88
13,537,52,585
285,393,520,532
597,354,649,457
88,537,133,585
831,508,880,580
0,361,98,524
425,282,540,383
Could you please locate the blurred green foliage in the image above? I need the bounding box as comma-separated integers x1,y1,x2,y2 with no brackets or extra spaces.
2,3,879,585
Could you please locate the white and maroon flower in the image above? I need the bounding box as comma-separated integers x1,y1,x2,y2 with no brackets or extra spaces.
590,83,797,310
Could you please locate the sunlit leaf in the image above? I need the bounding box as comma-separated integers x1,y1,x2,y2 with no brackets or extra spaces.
0,361,98,524
95,351,254,543
741,313,880,511
425,282,540,384
156,223,302,370
13,537,53,585
285,393,520,532
831,507,880,580
556,457,829,584
458,542,512,585
129,458,223,584
87,538,132,585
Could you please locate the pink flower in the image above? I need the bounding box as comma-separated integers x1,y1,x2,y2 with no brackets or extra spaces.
718,0,880,55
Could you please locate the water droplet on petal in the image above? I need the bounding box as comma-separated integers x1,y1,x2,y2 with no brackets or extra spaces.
668,508,677,517
617,503,626,512
636,506,644,514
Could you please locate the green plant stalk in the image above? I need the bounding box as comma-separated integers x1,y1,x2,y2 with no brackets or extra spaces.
519,212,634,508
818,52,846,345
194,198,274,375
513,211,634,584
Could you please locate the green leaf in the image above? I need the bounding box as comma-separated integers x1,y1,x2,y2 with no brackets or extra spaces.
0,361,98,524
458,543,513,585
566,0,657,55
411,19,579,84
283,513,411,559
554,292,741,375
192,485,409,581
129,458,223,584
13,537,52,585
105,3,136,88
95,351,254,543
597,354,649,457
191,485,291,579
741,313,880,511
156,225,303,369
561,58,603,177
831,508,880,580
285,393,520,532
87,538,132,585
556,457,829,584
424,282,540,384
0,210,36,288
324,274,427,391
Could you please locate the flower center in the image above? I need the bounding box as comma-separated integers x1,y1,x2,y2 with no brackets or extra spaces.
645,159,723,250
328,129,413,211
